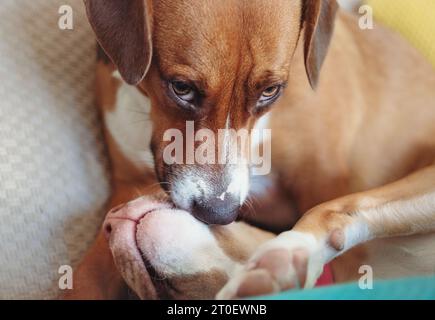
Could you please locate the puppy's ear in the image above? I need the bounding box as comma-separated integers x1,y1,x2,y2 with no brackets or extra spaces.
84,0,152,85
302,0,338,89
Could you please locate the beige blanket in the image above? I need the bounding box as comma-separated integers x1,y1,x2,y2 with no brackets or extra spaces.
0,0,109,299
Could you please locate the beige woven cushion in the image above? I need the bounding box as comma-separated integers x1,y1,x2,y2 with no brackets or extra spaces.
0,0,110,299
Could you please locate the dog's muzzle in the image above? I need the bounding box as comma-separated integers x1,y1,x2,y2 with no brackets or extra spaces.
168,165,249,225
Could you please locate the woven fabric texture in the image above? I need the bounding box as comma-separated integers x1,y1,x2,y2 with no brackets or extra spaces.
0,0,110,299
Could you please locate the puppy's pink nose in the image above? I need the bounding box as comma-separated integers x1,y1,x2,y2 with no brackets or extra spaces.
191,194,240,225
103,197,173,240
103,203,125,239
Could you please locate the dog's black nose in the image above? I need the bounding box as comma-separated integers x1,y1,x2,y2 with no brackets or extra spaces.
191,195,240,225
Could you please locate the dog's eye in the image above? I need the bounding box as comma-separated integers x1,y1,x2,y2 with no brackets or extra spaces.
262,86,280,98
257,85,282,107
261,85,281,100
170,81,195,102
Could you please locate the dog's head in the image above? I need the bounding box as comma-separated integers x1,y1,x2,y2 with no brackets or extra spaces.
85,0,338,225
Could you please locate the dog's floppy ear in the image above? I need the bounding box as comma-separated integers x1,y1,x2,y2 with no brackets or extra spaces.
302,0,338,89
84,0,152,85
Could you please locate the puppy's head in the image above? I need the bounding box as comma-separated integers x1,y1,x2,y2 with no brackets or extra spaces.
103,196,274,299
85,0,338,225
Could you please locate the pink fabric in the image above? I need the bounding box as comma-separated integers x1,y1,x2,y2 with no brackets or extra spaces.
315,263,334,287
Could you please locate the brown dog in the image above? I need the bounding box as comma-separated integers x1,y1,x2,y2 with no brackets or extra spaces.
64,0,435,299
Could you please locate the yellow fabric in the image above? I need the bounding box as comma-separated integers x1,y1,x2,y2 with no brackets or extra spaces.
365,0,435,67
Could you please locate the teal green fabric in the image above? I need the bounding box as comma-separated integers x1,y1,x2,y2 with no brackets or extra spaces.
258,276,435,300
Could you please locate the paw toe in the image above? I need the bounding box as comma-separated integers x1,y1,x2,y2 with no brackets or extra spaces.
236,269,277,298
291,248,309,288
255,248,292,277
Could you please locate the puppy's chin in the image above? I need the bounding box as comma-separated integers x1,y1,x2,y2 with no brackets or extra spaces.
104,198,235,299
103,198,172,299
137,209,238,299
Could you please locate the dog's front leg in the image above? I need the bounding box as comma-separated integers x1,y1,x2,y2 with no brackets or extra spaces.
61,229,126,300
217,165,435,299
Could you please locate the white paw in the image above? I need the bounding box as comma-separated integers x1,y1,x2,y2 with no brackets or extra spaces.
216,231,326,299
